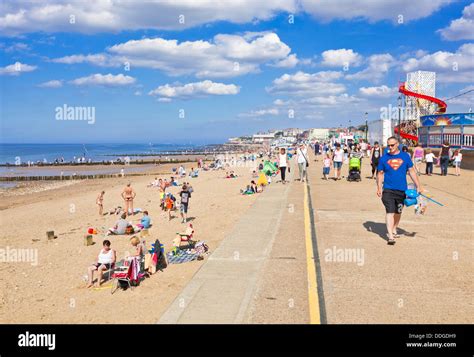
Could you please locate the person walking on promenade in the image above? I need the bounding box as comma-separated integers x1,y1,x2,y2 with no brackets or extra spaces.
439,141,451,176
296,143,309,182
425,149,436,176
453,149,462,176
314,141,320,157
332,143,344,180
278,147,288,184
370,142,382,179
376,136,422,245
412,143,424,175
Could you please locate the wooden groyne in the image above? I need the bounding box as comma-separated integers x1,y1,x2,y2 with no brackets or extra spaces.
0,171,165,182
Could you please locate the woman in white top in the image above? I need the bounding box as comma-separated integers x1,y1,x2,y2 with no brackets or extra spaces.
296,144,308,182
87,240,116,288
279,147,288,184
332,143,344,180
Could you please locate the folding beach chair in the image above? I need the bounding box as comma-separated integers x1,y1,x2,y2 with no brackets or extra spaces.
110,257,146,294
174,224,196,248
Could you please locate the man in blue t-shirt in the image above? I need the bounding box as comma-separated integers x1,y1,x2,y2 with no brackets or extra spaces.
377,136,422,245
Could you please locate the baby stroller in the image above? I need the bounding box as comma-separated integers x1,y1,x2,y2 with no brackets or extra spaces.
347,157,361,182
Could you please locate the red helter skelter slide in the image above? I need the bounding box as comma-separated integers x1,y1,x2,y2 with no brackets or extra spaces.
396,82,448,141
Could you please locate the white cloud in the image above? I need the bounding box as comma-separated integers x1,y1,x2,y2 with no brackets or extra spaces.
321,48,362,67
38,79,63,88
69,73,136,86
0,62,37,75
402,43,474,83
346,54,396,83
2,42,30,53
301,93,362,107
267,70,345,96
359,85,397,98
51,53,112,66
273,99,289,106
271,53,299,68
51,32,295,78
438,3,474,41
239,108,280,117
0,0,453,36
0,0,296,36
300,0,453,23
148,80,239,101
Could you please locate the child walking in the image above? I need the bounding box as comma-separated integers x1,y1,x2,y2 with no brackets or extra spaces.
425,149,436,176
323,154,332,180
453,150,462,176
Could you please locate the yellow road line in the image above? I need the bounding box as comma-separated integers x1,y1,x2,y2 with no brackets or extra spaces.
304,183,321,324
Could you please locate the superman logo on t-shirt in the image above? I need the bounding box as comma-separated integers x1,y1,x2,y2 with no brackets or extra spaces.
387,158,403,170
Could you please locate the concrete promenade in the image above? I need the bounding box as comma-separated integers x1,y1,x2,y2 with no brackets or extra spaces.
158,152,473,324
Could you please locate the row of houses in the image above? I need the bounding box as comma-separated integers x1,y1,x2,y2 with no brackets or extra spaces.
228,127,367,146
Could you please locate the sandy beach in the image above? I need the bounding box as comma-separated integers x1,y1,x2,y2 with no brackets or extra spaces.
0,159,261,323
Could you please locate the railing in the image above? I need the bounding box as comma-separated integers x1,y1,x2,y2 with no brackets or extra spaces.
420,133,474,148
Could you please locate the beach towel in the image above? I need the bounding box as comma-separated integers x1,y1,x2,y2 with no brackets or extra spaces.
166,250,199,264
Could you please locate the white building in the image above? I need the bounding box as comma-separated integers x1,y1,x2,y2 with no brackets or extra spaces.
309,128,330,142
252,133,275,144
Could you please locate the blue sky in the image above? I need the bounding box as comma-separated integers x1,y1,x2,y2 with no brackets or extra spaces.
1,0,473,144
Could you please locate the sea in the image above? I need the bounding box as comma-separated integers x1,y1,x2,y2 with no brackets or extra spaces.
0,143,210,165
0,143,215,181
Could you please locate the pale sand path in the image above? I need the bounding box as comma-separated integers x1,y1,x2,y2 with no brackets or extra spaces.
0,162,261,323
307,152,473,323
158,162,306,323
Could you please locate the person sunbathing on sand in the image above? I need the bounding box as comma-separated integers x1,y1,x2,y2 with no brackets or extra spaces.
121,183,136,216
86,239,116,288
96,191,105,216
148,177,159,187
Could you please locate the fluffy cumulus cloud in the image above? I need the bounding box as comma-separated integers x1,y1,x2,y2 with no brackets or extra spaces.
51,54,111,66
346,54,396,83
0,0,296,36
402,43,474,83
148,80,239,101
270,54,299,68
0,62,36,75
0,0,454,36
359,85,397,98
266,71,345,96
320,49,363,67
438,3,474,41
300,0,453,23
38,79,63,88
69,73,136,86
51,32,295,78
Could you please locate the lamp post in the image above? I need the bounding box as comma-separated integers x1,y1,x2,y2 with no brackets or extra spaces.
397,94,402,141
365,112,368,142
